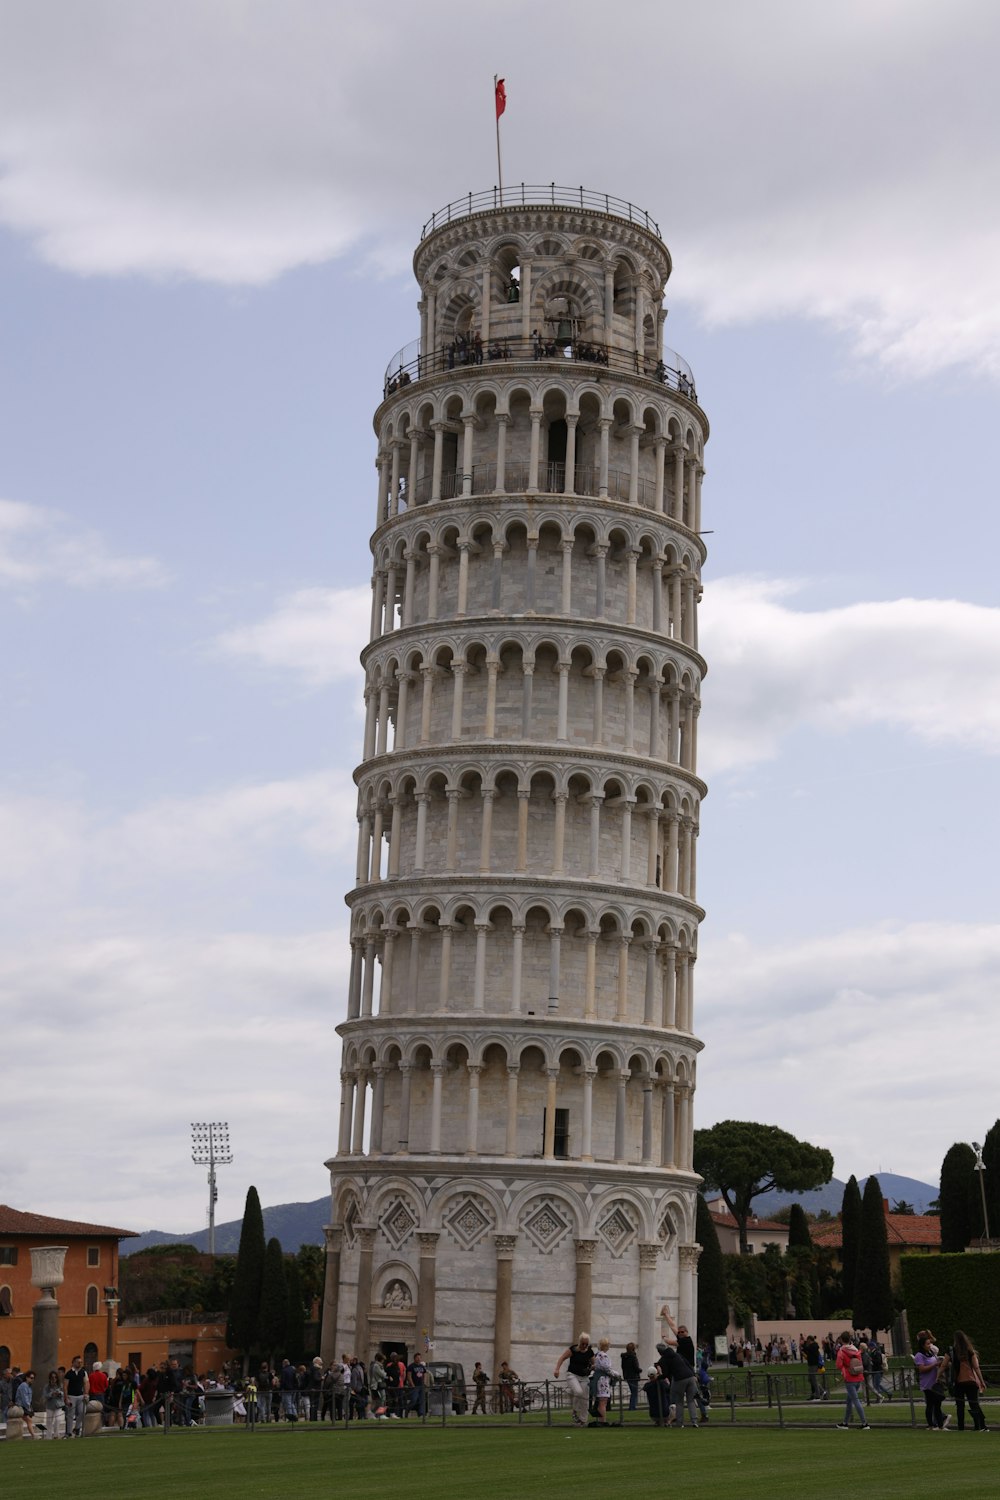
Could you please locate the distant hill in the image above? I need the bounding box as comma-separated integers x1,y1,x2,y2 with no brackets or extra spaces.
123,1196,328,1256
752,1173,937,1218
122,1171,937,1256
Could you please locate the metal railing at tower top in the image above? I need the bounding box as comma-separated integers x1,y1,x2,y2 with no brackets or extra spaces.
420,186,661,240
383,334,697,403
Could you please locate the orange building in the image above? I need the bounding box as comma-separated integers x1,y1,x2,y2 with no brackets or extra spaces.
0,1205,136,1370
811,1201,941,1286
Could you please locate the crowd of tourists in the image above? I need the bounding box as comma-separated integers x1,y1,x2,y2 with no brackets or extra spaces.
3,1323,991,1438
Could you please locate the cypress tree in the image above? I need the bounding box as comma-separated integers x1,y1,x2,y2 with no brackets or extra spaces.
840,1175,863,1311
258,1237,288,1361
695,1195,729,1340
854,1174,894,1333
785,1205,815,1318
980,1121,1000,1241
939,1142,977,1252
226,1186,265,1359
787,1203,813,1251
285,1258,306,1363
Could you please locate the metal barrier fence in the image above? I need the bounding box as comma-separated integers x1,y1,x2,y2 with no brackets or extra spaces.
133,1365,1000,1433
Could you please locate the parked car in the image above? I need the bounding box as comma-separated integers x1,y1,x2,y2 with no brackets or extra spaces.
425,1361,468,1413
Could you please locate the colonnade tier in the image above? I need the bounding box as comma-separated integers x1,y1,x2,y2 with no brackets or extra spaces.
373,393,705,536
342,900,700,1030
369,501,704,647
336,1025,698,1170
353,766,701,898
360,649,701,771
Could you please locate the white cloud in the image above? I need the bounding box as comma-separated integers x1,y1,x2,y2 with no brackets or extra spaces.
696,918,1000,1178
0,926,348,1226
701,578,1000,772
0,2,997,377
0,769,357,923
0,498,164,589
214,585,370,687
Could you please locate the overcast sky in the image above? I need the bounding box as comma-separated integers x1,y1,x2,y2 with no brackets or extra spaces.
2,0,998,1234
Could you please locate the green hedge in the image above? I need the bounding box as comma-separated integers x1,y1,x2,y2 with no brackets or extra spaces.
900,1252,1000,1362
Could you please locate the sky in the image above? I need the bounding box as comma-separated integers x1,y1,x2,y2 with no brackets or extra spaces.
2,0,998,1234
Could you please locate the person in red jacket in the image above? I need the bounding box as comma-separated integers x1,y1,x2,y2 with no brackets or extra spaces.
835,1332,871,1430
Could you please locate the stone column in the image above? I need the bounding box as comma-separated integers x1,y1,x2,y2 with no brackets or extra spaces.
451,661,467,738
662,942,677,1028
320,1225,343,1363
354,1226,377,1359
474,923,490,1009
560,539,574,614
645,810,659,886
402,547,416,624
370,1065,387,1153
620,799,633,882
638,1242,660,1358
511,923,525,1012
445,789,462,871
616,935,631,1021
387,795,402,878
493,1234,517,1369
581,1068,596,1159
414,792,429,872
584,933,598,1020
430,1061,445,1152
629,425,642,504
661,1082,676,1167
406,924,422,1014
528,408,542,491
456,543,470,615
641,1077,654,1164
672,445,685,522
552,791,567,873
505,1065,520,1155
351,1069,367,1154
598,417,611,497
394,671,410,752
653,437,666,513
678,1086,692,1170
643,939,658,1024
466,1063,482,1154
573,1239,598,1337
437,922,453,1011
420,666,436,743
516,789,530,870
30,1246,67,1391
485,657,499,733
415,1232,440,1352
543,1067,559,1155
495,412,508,491
592,667,605,744
379,929,396,1014
565,413,578,494
614,1069,629,1161
525,538,538,610
430,420,445,502
462,415,475,497
427,544,441,620
593,545,607,617
397,1062,412,1152
677,1243,702,1336
556,663,570,741
338,1070,353,1154
479,788,495,872
626,548,639,624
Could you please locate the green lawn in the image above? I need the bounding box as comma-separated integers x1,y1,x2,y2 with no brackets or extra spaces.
2,1422,995,1500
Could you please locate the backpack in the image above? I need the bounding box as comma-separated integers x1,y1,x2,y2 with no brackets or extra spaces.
847,1352,863,1377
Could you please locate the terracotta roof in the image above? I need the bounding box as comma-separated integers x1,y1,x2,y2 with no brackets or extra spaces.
811,1213,941,1249
708,1206,789,1234
0,1204,137,1239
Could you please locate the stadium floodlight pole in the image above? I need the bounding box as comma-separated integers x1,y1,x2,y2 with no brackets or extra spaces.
972,1141,991,1243
191,1121,233,1257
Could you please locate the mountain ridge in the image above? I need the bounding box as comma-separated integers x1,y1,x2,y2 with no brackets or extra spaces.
121,1171,937,1255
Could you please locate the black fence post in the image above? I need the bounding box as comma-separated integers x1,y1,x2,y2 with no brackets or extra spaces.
775,1375,784,1429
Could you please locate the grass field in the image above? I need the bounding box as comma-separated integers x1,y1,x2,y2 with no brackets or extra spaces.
2,1421,995,1500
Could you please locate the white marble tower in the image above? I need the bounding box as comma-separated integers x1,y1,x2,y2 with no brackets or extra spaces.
323,186,708,1374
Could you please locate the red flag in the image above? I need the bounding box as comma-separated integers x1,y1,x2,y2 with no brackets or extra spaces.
495,78,506,119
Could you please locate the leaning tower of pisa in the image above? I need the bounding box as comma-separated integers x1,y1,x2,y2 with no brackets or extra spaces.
322,186,708,1375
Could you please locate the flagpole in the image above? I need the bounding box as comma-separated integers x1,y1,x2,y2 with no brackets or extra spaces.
494,74,504,201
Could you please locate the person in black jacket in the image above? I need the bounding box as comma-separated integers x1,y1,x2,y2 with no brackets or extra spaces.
656,1343,704,1428
621,1342,641,1410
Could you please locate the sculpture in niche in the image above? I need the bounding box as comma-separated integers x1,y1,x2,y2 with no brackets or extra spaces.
382,1279,412,1310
